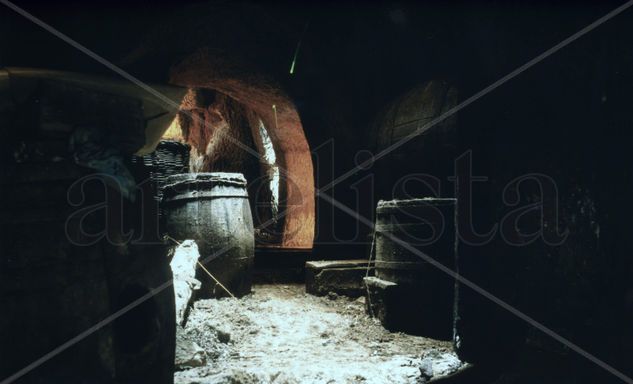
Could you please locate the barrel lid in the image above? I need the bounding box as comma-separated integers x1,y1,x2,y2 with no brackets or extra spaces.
164,172,247,190
377,198,457,214
377,198,456,210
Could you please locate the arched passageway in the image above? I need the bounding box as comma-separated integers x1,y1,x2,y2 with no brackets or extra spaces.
165,50,315,250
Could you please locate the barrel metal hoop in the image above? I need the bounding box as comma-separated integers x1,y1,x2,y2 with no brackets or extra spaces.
375,223,435,231
164,173,247,189
163,180,246,192
376,198,457,213
162,193,249,204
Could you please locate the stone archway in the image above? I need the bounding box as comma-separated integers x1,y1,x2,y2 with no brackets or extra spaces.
168,50,315,250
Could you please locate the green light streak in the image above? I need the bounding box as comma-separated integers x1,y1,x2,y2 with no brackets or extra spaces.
289,21,310,75
289,43,300,74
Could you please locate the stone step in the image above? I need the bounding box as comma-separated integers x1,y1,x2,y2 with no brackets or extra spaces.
364,276,453,340
305,259,374,297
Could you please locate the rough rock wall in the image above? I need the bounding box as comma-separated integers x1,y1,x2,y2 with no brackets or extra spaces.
178,88,259,180
171,50,315,249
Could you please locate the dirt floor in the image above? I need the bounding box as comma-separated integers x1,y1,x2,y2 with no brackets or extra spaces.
174,284,462,384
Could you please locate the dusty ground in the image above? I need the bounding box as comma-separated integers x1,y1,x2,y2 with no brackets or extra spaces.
174,284,461,384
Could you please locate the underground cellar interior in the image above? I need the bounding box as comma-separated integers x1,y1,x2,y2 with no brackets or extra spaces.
2,1,633,383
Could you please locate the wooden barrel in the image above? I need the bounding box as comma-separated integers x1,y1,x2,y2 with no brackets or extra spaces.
369,81,458,200
105,156,176,384
0,160,115,383
373,198,456,339
0,78,175,383
162,172,254,298
0,157,176,384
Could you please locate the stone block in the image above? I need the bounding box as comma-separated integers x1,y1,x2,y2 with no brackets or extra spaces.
305,259,374,297
364,276,453,340
170,240,202,327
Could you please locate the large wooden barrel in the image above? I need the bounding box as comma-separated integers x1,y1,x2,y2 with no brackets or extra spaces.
0,161,115,383
0,73,175,383
372,198,456,339
105,156,176,384
370,81,458,200
0,156,176,384
162,172,254,298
